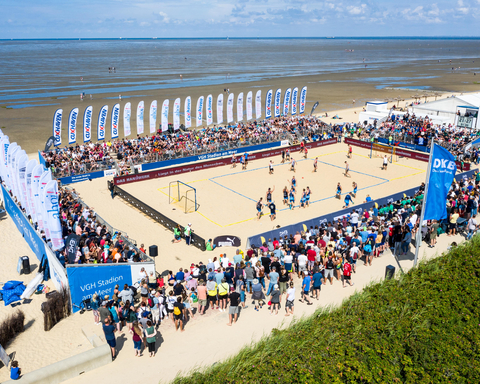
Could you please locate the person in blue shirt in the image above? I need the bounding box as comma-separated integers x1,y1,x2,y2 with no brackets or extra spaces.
10,361,21,380
360,228,369,243
365,194,372,202
175,268,185,283
312,270,323,300
300,271,313,305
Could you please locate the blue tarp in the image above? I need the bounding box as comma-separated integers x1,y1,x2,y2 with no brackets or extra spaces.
0,281,26,306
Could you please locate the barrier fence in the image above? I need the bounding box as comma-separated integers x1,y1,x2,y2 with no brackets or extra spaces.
345,137,471,171
113,183,207,252
246,169,477,248
114,137,338,186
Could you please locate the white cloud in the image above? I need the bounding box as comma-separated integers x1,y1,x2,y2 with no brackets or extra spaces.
348,4,367,15
158,11,170,23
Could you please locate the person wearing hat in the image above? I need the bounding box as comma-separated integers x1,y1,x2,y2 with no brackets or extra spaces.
251,278,265,311
269,284,281,315
184,223,192,246
227,286,241,326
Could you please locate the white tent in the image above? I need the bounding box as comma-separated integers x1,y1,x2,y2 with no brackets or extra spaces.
358,101,389,125
411,93,480,129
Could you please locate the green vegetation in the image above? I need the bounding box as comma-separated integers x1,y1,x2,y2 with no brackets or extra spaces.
173,239,480,384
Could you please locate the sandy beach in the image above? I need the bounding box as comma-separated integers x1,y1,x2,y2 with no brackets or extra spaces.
1,56,480,154
1,40,479,383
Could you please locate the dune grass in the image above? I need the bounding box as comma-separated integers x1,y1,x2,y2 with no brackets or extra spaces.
172,237,480,383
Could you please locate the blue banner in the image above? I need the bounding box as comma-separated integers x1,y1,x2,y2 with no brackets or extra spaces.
424,144,457,221
141,140,282,172
247,170,474,248
58,169,109,185
2,185,47,261
67,265,133,313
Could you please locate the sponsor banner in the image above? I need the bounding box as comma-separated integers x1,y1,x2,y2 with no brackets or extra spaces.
206,94,213,125
274,89,281,118
97,105,108,141
161,99,169,132
311,101,319,115
255,90,262,119
58,169,109,185
68,108,79,144
265,89,273,119
66,263,155,313
39,170,52,240
17,153,29,216
299,86,307,114
111,103,120,139
196,96,204,127
0,135,9,184
25,159,38,222
150,100,157,134
424,144,457,221
53,109,63,147
6,143,19,195
185,96,192,128
1,184,47,261
44,179,64,251
104,169,117,177
291,87,298,115
213,235,241,247
31,164,45,231
227,93,234,123
44,136,55,152
116,138,336,185
283,88,291,117
83,106,93,143
124,102,132,137
343,137,473,170
137,101,145,135
246,169,476,248
65,233,80,264
217,94,224,125
173,98,181,130
246,91,253,121
237,92,244,122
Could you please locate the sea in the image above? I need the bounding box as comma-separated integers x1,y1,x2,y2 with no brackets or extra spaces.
1,38,479,107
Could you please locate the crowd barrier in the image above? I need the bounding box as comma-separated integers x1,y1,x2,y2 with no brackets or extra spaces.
113,183,207,251
66,262,156,313
376,137,428,153
345,137,471,171
246,169,477,248
1,185,69,293
114,138,338,186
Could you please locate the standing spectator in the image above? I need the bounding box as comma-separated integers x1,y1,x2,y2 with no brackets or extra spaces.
266,266,279,296
300,271,313,305
102,318,117,360
99,301,112,324
173,296,185,332
131,321,144,357
197,280,207,315
251,278,266,311
143,320,157,357
343,259,354,288
285,282,295,317
184,223,192,245
91,293,100,325
312,268,323,300
206,277,218,311
227,286,241,326
269,284,281,315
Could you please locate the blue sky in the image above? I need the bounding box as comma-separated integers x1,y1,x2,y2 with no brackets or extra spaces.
2,0,480,38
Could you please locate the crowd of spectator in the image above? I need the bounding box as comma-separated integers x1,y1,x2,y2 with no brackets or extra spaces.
91,170,479,361
41,115,331,178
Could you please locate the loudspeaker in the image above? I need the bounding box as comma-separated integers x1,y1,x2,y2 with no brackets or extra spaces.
20,256,31,275
149,245,158,257
385,265,395,280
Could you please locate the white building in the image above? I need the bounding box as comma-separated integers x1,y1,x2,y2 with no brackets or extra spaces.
411,93,480,129
358,101,389,125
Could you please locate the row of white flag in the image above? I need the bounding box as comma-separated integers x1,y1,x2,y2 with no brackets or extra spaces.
0,129,64,251
53,86,307,146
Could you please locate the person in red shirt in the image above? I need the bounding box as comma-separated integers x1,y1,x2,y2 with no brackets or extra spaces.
307,247,316,271
342,260,354,288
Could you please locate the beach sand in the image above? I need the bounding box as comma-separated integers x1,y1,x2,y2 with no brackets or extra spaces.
0,60,479,382
1,57,480,153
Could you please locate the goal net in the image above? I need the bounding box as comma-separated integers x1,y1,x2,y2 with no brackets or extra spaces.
371,143,398,163
169,181,198,213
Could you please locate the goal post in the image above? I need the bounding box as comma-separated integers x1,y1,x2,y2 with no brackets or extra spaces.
370,143,398,163
168,180,198,213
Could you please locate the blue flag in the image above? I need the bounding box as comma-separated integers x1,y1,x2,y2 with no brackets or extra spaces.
423,144,457,221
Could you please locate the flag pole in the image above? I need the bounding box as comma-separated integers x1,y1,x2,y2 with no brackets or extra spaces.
413,141,435,267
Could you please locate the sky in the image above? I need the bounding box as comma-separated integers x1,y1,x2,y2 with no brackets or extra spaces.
2,0,480,39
